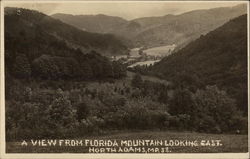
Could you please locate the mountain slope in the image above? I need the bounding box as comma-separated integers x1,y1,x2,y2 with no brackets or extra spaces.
52,13,128,33
51,13,134,47
132,4,247,48
149,14,247,112
5,7,128,80
5,7,129,56
52,4,247,48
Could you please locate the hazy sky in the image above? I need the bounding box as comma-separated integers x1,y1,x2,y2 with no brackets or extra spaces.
4,1,247,20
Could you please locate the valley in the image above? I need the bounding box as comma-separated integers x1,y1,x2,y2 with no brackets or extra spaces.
112,44,176,68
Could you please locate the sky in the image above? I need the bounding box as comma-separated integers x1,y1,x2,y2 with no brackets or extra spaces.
4,1,247,20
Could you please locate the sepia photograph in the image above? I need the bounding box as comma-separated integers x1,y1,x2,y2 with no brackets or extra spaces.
0,0,249,158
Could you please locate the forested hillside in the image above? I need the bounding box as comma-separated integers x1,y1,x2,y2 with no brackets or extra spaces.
5,7,128,56
149,14,247,113
5,7,127,80
132,4,247,47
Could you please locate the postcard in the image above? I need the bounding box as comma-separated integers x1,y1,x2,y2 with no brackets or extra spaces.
0,0,249,159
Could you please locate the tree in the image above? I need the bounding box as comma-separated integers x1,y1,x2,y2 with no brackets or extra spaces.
112,61,127,78
131,73,143,88
174,71,202,91
192,85,240,132
158,89,169,104
32,55,80,79
12,54,31,78
49,89,77,136
6,100,52,140
80,62,93,79
102,60,113,78
76,102,89,122
169,88,194,115
32,55,59,79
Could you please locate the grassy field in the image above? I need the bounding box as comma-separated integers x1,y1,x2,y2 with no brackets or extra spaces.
129,48,141,57
144,45,176,56
6,130,248,153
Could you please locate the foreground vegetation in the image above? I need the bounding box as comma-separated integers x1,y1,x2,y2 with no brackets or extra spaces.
6,72,247,142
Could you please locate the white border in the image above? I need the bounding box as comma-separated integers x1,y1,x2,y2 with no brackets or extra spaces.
0,1,249,159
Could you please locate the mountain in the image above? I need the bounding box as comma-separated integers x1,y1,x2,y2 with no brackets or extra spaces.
51,13,134,47
132,4,247,48
52,4,247,48
5,7,129,56
149,14,247,112
5,7,128,80
52,13,128,33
